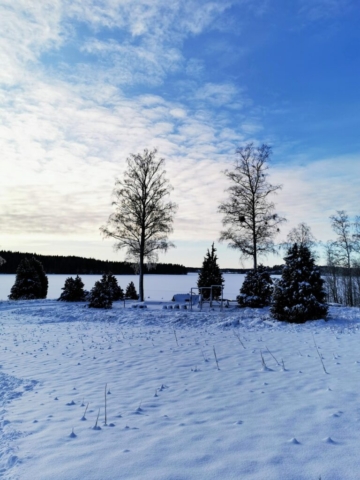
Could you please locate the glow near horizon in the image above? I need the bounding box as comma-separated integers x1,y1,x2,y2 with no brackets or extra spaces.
1,0,360,268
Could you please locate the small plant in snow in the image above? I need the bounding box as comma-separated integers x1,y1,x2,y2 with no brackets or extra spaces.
213,346,220,370
81,403,89,421
93,409,101,430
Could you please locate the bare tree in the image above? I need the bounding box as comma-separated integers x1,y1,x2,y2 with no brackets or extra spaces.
101,148,177,301
218,143,286,270
282,222,318,258
323,240,340,304
286,222,316,248
329,210,360,306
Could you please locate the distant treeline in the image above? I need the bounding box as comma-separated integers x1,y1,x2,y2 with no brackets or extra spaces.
0,251,188,275
186,266,285,274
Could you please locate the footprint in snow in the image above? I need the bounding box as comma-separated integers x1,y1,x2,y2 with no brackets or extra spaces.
7,455,19,468
288,438,301,445
329,411,343,418
323,436,337,444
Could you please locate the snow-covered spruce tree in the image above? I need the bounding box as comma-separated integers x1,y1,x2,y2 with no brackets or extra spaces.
107,273,124,301
271,244,328,323
197,243,224,300
88,274,113,309
9,257,48,300
58,275,87,302
125,281,139,300
237,264,273,308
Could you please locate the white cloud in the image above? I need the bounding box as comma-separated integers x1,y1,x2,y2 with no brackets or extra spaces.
0,0,68,85
272,156,360,245
297,0,353,21
194,83,242,107
0,74,244,249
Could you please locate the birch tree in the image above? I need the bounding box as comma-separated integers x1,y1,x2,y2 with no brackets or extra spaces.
219,143,286,270
101,149,177,301
329,211,360,306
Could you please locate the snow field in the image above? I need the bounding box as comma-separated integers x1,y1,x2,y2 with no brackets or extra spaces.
0,301,360,479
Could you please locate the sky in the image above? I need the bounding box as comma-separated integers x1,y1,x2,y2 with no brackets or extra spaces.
1,0,360,268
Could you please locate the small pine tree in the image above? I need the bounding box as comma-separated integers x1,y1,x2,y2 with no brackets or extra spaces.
271,243,328,323
237,265,273,308
107,273,124,301
9,257,48,300
88,274,113,309
58,275,86,302
125,281,139,300
197,243,224,300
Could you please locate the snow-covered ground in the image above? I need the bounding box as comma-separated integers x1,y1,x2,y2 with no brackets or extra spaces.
1,300,360,479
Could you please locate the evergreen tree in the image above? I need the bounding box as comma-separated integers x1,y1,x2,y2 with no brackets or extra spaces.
58,275,87,302
9,257,47,300
197,243,224,300
237,264,273,308
31,257,48,298
107,273,124,301
88,274,113,309
271,243,328,323
125,281,139,300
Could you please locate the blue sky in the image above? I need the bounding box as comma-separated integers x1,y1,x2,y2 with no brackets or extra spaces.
1,0,360,268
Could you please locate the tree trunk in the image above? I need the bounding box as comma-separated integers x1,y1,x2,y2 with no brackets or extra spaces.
252,200,257,270
139,225,145,302
139,259,144,302
253,241,257,270
347,252,353,307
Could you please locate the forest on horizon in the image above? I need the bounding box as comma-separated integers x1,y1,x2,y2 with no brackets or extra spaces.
0,251,188,275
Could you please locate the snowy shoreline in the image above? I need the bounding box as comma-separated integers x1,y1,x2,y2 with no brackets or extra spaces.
0,273,247,302
1,300,360,479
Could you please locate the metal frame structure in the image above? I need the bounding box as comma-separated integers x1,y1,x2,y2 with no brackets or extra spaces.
190,285,224,311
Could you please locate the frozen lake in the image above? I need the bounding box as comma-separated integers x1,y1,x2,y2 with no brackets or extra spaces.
0,273,246,301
